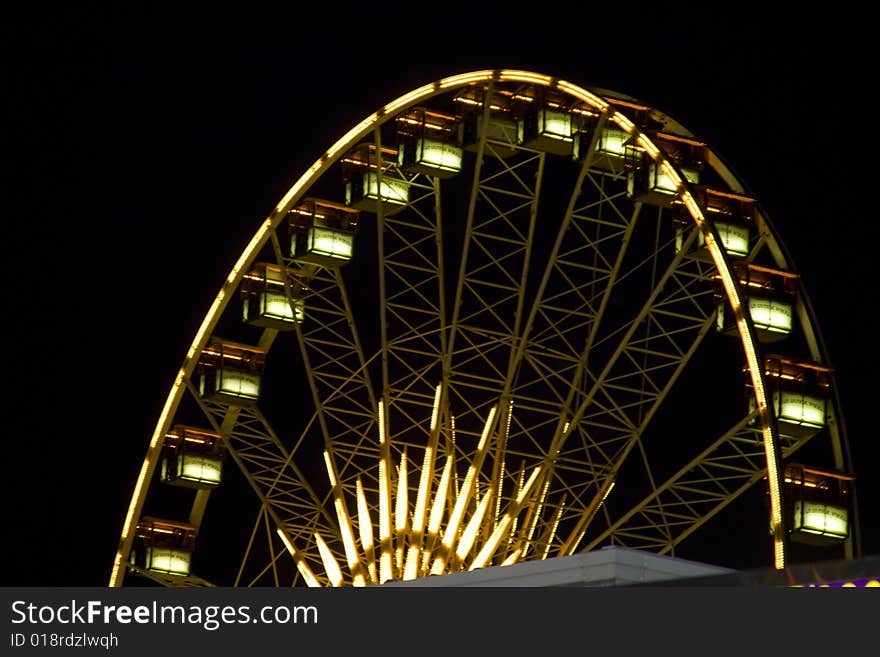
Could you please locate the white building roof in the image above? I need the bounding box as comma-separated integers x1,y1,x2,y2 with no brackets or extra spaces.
383,546,736,587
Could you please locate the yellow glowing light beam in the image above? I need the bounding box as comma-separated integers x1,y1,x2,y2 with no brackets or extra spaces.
454,490,494,565
421,455,454,577
469,466,542,571
355,478,378,585
501,548,522,567
314,532,344,588
559,478,615,557
540,497,566,560
276,528,321,588
405,384,443,580
431,407,497,575
394,449,409,576
324,451,366,587
377,400,394,584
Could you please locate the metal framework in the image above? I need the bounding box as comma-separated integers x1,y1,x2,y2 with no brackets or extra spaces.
110,70,856,588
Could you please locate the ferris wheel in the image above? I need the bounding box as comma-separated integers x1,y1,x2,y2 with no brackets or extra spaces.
109,70,858,588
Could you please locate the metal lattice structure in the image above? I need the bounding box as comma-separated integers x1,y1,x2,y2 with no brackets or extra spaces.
110,70,857,588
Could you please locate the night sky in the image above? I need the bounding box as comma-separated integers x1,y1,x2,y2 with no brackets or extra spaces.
5,6,876,587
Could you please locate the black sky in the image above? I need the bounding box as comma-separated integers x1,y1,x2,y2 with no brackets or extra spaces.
5,5,877,586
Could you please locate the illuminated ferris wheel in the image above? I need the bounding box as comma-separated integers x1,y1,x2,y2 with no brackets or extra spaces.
109,70,858,588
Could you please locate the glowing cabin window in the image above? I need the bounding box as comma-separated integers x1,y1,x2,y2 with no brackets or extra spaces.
215,369,261,399
241,265,307,327
160,427,224,488
538,108,572,141
363,172,409,206
748,296,793,334
308,227,355,260
198,341,265,406
178,454,223,485
256,290,304,324
701,221,750,257
793,501,848,539
628,162,681,203
414,137,462,173
680,166,700,184
775,390,826,428
647,162,678,195
144,547,191,575
596,126,630,157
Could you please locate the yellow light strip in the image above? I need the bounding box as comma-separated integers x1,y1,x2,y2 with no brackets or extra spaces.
422,455,454,577
439,71,494,89
522,476,551,557
276,529,321,588
355,478,377,585
109,555,122,587
431,407,497,575
378,462,393,584
377,400,394,584
556,80,608,111
494,460,505,528
430,383,442,431
275,118,378,214
323,450,337,487
561,479,615,557
394,449,409,575
120,457,151,542
411,444,434,534
408,383,442,574
430,474,475,574
505,464,526,552
541,500,566,560
499,70,551,85
477,406,497,452
384,82,438,117
636,133,661,159
324,451,366,587
494,400,513,527
501,548,521,567
611,111,635,133
469,466,541,571
402,545,421,582
602,480,615,503
314,532,344,588
454,491,493,564
450,415,459,497
405,436,437,581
